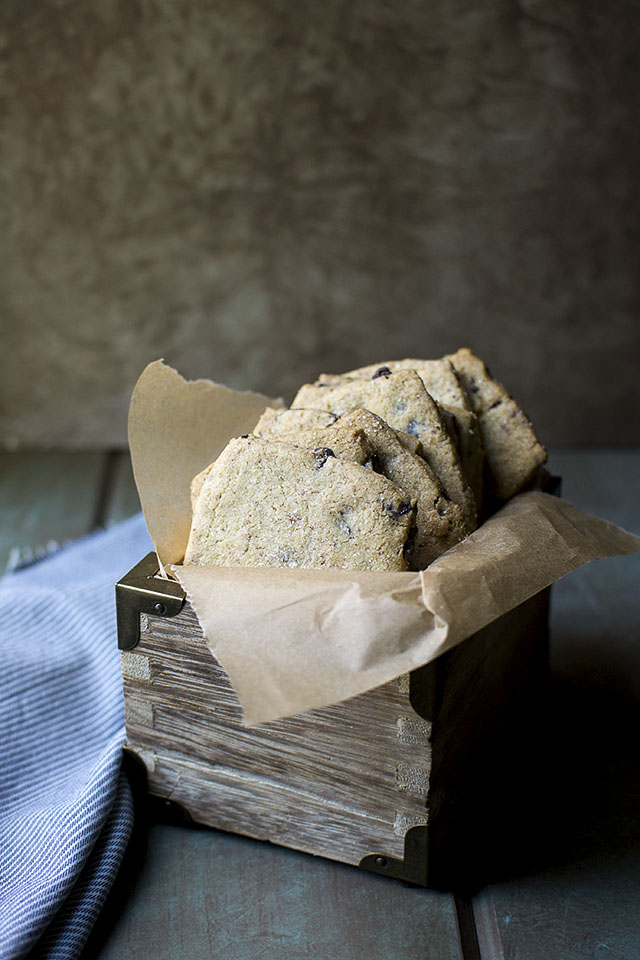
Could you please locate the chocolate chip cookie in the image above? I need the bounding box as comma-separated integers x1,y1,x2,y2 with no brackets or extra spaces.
316,359,484,508
445,348,547,501
293,369,477,531
185,435,417,571
254,406,338,438
269,409,470,568
317,358,469,409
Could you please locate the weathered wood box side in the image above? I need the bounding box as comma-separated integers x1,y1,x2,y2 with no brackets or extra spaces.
117,554,550,887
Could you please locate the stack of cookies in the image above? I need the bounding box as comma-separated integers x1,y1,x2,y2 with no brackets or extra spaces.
184,348,547,572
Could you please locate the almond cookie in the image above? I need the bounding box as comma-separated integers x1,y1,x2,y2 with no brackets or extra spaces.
315,359,483,508
293,369,477,531
445,348,547,501
285,409,470,569
185,435,417,571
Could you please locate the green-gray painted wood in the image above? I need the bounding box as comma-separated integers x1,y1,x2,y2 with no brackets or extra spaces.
107,452,141,523
83,825,464,960
0,451,105,571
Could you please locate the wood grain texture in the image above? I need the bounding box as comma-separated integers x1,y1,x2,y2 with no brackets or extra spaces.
122,579,551,887
124,604,432,866
2,2,639,447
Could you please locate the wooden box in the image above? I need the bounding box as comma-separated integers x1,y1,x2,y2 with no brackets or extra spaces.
116,552,550,888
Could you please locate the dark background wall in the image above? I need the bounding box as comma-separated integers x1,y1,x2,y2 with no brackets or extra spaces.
1,0,638,447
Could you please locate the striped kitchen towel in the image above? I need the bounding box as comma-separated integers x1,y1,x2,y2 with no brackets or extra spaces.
0,514,152,960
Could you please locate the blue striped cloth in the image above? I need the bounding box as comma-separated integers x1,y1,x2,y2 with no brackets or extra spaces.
0,514,152,960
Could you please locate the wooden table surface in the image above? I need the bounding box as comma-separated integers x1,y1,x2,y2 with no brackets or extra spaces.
2,448,639,960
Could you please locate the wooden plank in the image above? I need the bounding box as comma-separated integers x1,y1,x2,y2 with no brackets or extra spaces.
120,581,549,889
84,821,464,960
475,448,640,959
107,451,141,523
487,864,640,960
0,451,106,570
123,604,431,867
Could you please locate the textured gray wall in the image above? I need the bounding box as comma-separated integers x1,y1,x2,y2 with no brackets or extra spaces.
1,0,638,447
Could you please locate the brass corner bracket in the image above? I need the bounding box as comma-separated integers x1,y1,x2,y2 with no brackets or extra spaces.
116,552,185,651
359,825,429,886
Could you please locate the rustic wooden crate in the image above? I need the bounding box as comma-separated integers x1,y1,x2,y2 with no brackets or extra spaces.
117,553,550,888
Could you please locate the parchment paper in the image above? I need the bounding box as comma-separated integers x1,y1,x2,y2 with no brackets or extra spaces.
128,360,283,566
129,360,640,725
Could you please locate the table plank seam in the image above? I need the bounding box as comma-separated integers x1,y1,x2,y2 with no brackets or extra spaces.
454,894,482,960
92,451,120,531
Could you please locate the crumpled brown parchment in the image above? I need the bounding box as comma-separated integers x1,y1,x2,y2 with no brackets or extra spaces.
129,360,640,724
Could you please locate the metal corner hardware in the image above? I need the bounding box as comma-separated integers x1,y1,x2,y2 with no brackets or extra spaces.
116,552,185,651
359,824,429,886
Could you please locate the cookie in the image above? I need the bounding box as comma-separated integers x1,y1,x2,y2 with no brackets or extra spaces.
317,358,470,410
315,359,484,507
445,348,547,501
185,435,417,571
288,409,470,569
254,411,369,463
259,402,424,460
293,369,477,530
266,411,368,462
254,406,337,438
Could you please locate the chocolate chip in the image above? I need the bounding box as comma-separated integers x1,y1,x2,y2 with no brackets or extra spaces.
434,496,447,517
240,434,250,438
337,510,353,538
313,447,335,468
372,366,392,379
386,500,413,521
